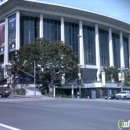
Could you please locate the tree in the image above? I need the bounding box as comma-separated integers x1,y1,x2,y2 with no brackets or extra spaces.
11,38,78,94
124,70,130,89
103,66,119,83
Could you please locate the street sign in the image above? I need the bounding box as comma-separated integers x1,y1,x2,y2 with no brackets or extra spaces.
118,72,125,81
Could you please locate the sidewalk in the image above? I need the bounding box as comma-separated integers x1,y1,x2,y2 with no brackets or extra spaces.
12,94,42,99
12,88,44,99
10,93,55,99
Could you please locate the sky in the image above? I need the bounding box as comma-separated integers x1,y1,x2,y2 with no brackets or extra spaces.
38,0,130,24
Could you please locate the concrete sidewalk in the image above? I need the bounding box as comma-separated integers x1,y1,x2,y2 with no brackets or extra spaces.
12,94,42,99
8,88,43,99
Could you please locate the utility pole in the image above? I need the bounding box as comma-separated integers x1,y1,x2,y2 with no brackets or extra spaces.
17,63,36,97
34,60,36,97
77,35,82,98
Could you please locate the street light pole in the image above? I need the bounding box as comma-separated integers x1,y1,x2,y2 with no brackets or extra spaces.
34,60,36,97
34,40,37,97
77,35,82,98
78,64,82,98
77,35,81,64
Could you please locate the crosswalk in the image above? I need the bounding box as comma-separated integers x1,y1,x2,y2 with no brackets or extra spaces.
0,123,21,130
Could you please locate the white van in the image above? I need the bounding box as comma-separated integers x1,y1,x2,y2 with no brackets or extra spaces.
116,91,130,100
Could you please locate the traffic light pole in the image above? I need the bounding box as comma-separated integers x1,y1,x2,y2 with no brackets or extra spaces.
34,60,36,97
17,61,36,97
78,66,81,98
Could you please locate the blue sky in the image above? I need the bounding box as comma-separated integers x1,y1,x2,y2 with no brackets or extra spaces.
39,0,130,23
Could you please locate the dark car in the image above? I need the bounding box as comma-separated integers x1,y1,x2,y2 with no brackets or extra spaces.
0,90,11,98
105,94,116,100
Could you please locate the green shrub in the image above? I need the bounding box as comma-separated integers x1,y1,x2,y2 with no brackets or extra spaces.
14,88,26,95
56,94,69,98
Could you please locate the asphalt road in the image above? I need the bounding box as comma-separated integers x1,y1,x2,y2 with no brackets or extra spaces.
0,97,130,130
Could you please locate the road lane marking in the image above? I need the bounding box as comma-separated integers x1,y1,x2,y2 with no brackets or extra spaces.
0,123,21,130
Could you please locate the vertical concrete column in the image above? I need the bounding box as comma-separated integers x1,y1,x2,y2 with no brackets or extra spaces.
4,17,8,65
16,10,20,50
128,34,130,69
120,31,125,68
39,14,43,38
61,17,65,43
79,20,84,66
109,27,114,67
95,24,100,81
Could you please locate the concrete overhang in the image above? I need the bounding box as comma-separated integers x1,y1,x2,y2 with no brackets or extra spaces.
0,0,130,33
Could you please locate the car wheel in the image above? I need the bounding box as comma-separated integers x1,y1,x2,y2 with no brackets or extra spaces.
116,98,119,100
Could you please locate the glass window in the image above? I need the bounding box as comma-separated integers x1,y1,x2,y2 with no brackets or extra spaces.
0,54,4,63
24,27,29,37
24,17,29,27
43,18,61,42
30,32,34,44
34,18,39,28
123,37,129,68
20,16,39,46
99,29,109,66
65,22,79,55
83,25,95,65
112,33,120,68
24,38,29,45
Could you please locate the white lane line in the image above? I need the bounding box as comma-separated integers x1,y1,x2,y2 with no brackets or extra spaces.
0,123,21,130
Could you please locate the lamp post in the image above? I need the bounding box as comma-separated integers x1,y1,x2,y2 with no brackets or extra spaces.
34,60,36,97
78,64,82,98
77,35,82,98
121,67,125,88
77,35,81,64
6,64,12,88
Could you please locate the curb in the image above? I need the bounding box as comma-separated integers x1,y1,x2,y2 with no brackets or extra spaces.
11,95,41,99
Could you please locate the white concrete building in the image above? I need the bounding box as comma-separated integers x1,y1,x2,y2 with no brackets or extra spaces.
0,0,130,97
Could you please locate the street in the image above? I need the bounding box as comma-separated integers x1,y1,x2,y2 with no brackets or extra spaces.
0,97,130,130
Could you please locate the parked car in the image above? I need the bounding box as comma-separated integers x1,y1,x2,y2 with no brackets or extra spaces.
105,94,116,100
116,91,130,100
0,90,11,98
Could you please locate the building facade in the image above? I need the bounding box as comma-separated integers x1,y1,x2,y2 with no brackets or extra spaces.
0,0,130,95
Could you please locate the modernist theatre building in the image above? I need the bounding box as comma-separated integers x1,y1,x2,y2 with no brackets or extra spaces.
0,0,130,93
